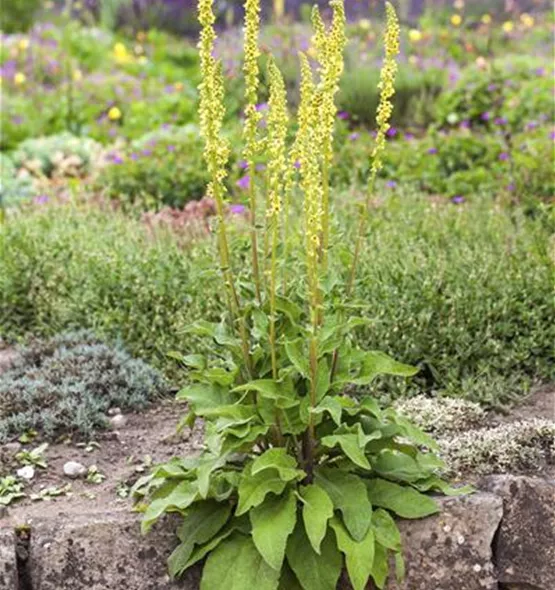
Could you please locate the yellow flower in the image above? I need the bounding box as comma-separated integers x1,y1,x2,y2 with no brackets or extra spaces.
108,106,122,121
502,21,514,33
14,72,26,85
72,69,83,82
174,81,184,91
18,38,29,51
306,46,317,59
137,56,147,65
408,55,418,65
520,13,534,28
450,14,462,27
113,42,133,64
408,29,422,42
359,18,371,31
481,14,491,25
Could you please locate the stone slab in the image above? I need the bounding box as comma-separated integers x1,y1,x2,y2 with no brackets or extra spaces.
0,528,17,590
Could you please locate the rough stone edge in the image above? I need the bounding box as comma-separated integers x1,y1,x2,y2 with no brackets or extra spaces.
0,528,17,590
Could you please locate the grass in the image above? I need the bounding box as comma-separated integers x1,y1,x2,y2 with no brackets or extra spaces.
1,191,552,407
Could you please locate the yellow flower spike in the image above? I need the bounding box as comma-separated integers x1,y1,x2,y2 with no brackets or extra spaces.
266,57,288,378
198,0,251,374
481,14,492,25
348,1,399,294
409,29,422,42
502,21,514,33
108,106,122,121
451,14,462,27
14,72,26,85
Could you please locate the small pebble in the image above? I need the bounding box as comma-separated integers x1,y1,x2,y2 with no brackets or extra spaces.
473,564,482,573
109,414,127,429
4,442,22,454
17,465,35,480
107,407,122,416
63,461,87,479
457,535,465,545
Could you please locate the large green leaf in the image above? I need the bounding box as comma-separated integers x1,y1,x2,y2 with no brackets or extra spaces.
141,480,199,533
348,351,418,386
312,397,343,427
200,533,280,590
286,524,342,590
251,448,304,482
371,508,401,551
233,380,298,409
176,383,234,412
300,484,334,554
284,339,310,377
330,516,375,590
278,564,304,590
315,468,372,542
236,464,289,516
366,478,439,519
321,433,371,470
371,542,390,589
168,501,231,577
251,489,297,570
372,450,424,483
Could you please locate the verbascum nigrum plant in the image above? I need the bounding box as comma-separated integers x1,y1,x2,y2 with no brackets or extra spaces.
137,3,470,589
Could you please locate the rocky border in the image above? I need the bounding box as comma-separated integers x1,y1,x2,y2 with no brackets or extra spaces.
0,475,553,590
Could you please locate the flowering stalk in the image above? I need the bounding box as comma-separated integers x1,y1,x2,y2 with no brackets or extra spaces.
312,1,347,271
198,0,252,375
347,1,399,294
331,2,399,383
242,0,263,305
266,58,288,380
297,53,323,479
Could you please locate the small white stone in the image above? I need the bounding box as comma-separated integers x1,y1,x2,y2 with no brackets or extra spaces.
17,465,35,480
443,524,452,533
473,564,482,573
63,461,87,479
107,407,122,416
457,535,465,545
109,414,127,429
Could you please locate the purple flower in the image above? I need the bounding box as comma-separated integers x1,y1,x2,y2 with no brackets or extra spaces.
451,195,465,204
386,180,397,189
550,131,555,141
142,149,152,157
255,102,268,112
293,160,301,169
337,111,349,120
167,145,176,152
535,67,545,76
404,132,415,140
507,183,516,192
386,127,397,137
487,84,497,92
230,204,247,215
238,160,248,170
498,152,510,161
427,147,438,155
349,132,360,141
33,194,49,205
480,112,491,122
130,153,139,161
525,121,539,131
236,175,251,190
460,119,471,129
112,155,124,165
11,115,23,125
494,117,508,126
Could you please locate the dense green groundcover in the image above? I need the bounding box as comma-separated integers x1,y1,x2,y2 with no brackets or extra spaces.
1,191,552,407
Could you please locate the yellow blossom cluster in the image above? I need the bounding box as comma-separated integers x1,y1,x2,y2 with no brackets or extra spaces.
242,0,263,163
266,59,288,220
369,1,400,182
113,42,133,64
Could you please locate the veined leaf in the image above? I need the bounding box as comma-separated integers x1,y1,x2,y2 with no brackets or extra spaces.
365,478,439,519
330,516,375,590
141,480,199,533
176,383,234,412
278,564,304,590
372,449,424,482
371,508,401,551
251,489,297,570
315,468,372,542
286,524,342,590
371,541,390,589
251,448,304,482
168,501,231,577
285,339,310,377
411,476,474,496
300,484,334,554
236,464,289,516
312,396,343,427
347,351,418,386
233,380,298,409
321,433,371,470
200,533,280,590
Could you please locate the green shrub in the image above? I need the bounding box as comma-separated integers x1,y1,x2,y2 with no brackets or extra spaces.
0,153,35,208
96,124,210,209
0,331,168,442
0,193,552,406
0,0,42,33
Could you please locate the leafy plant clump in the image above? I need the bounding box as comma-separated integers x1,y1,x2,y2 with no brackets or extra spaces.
137,3,468,589
0,331,168,442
